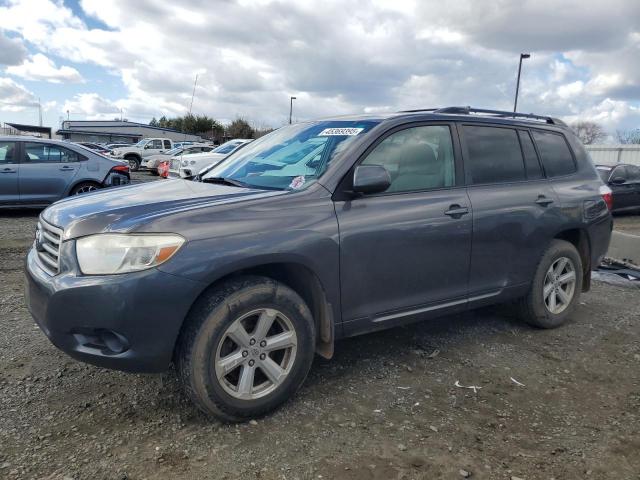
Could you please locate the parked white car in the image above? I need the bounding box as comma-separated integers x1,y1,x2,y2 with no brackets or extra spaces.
110,138,174,171
142,144,215,174
168,139,253,178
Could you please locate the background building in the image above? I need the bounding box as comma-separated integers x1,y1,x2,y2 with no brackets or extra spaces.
56,120,204,144
1,122,52,138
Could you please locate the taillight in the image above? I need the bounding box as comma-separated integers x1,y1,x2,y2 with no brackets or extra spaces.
599,185,613,211
111,165,129,173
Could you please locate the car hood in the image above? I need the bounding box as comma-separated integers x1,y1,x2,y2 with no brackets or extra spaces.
42,179,284,240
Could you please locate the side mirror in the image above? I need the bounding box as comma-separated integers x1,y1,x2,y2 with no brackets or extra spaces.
353,165,391,195
610,176,626,185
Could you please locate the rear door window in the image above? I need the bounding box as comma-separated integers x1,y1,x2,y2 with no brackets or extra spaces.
463,126,525,184
532,130,576,177
24,143,81,163
0,141,17,163
518,131,543,179
163,140,171,149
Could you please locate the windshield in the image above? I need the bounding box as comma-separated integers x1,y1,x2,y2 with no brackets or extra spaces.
134,140,147,148
213,141,244,155
202,120,379,190
165,147,182,156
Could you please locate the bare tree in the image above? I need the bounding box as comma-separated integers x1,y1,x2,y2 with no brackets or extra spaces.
615,129,640,144
570,121,607,145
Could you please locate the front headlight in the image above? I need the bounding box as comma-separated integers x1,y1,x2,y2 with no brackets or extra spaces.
181,159,188,166
76,234,185,275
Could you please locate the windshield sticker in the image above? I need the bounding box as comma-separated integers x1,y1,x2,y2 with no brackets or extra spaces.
289,175,306,189
318,127,364,136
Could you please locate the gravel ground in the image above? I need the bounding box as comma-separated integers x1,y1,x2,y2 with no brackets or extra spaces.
1,172,639,480
613,214,640,236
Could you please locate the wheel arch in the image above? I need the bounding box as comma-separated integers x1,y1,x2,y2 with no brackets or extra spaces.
66,179,102,196
174,261,336,362
553,227,592,292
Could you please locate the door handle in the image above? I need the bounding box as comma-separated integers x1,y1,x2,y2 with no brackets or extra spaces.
1,167,17,173
535,195,554,206
59,166,75,171
444,204,469,218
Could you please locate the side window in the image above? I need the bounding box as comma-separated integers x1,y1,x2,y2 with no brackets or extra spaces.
518,131,543,179
0,141,17,164
24,143,81,163
361,125,455,193
151,140,163,149
163,140,171,149
59,147,81,163
532,131,576,177
463,126,525,184
626,165,640,182
611,166,628,181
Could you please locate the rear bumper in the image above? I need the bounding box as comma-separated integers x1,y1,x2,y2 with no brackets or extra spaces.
24,246,205,373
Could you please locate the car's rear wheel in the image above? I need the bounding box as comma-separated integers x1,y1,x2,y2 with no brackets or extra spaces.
176,276,315,422
517,239,583,328
70,182,100,195
126,156,140,171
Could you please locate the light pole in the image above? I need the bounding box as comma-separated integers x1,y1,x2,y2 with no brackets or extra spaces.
289,96,297,124
513,53,530,112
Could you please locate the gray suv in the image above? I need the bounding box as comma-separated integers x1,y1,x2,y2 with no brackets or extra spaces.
0,137,129,207
25,107,613,421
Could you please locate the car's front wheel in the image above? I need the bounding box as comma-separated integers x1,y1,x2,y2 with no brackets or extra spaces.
517,239,583,328
176,277,316,422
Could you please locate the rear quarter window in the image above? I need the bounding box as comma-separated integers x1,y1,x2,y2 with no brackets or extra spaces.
532,130,576,177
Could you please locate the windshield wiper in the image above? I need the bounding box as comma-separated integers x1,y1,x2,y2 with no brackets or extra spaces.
201,177,252,188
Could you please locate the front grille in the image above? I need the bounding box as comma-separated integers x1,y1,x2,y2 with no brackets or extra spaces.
35,220,63,276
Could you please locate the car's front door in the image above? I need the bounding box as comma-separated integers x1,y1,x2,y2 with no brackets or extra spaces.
143,139,164,158
625,165,640,210
0,140,20,204
608,165,635,211
19,142,81,204
334,124,472,335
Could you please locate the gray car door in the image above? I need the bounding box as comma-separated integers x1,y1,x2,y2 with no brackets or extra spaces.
461,125,561,297
19,142,81,204
335,124,472,335
0,140,19,204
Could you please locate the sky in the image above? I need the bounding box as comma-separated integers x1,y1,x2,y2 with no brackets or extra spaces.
0,0,639,135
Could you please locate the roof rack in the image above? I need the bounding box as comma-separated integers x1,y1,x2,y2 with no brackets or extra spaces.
399,106,567,127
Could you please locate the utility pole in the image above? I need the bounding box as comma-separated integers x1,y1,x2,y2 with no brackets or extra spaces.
289,96,297,124
189,74,199,115
38,98,42,127
514,53,531,112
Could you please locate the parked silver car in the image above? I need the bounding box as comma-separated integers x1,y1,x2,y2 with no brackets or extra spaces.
0,137,130,207
142,144,216,174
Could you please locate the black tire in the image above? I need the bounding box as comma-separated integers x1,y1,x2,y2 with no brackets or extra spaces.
176,276,316,422
126,156,140,171
69,181,101,195
517,239,583,329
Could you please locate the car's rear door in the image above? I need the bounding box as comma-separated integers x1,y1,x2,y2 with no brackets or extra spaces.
19,142,81,204
460,125,561,299
334,123,472,335
0,140,20,204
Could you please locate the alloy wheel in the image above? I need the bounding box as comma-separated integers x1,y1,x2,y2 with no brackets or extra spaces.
74,185,98,194
214,308,298,400
543,256,576,314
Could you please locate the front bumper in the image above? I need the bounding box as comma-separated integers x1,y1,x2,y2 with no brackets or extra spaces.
24,245,205,373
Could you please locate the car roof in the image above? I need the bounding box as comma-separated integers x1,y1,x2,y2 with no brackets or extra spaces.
317,106,569,131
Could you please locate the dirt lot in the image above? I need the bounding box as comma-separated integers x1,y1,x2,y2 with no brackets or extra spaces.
1,173,639,480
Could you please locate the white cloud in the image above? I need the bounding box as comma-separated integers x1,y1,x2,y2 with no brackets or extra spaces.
0,32,27,66
6,53,84,83
0,77,38,111
0,0,637,132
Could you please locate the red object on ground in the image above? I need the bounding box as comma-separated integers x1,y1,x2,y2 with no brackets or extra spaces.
158,160,170,178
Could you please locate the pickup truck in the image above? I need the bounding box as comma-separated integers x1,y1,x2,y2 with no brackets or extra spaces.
110,138,174,171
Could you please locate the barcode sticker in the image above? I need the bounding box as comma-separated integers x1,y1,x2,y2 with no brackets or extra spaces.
318,128,364,136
